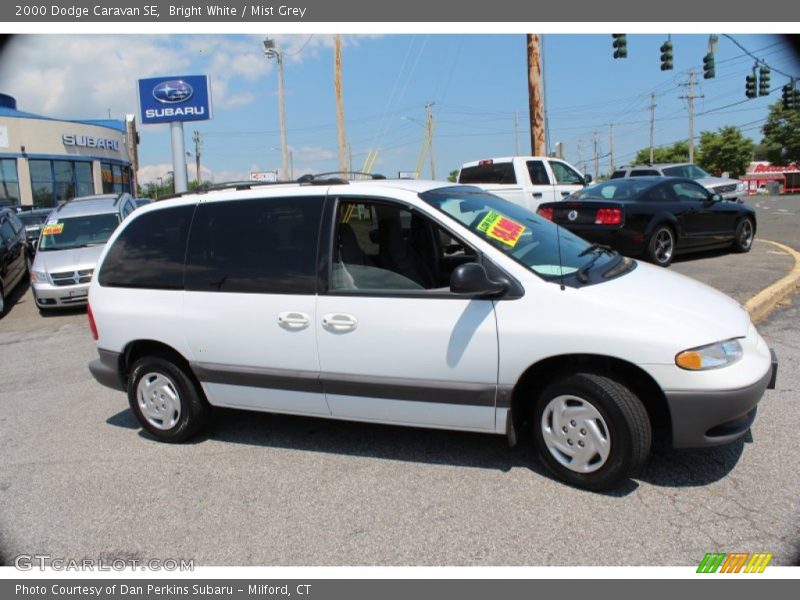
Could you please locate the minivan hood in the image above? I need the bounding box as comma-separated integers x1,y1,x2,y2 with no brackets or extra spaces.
580,260,750,346
33,244,105,274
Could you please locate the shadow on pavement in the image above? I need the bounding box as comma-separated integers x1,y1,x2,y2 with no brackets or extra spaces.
107,406,647,496
638,434,747,487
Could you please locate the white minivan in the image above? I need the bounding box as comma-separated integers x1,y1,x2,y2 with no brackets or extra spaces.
87,177,777,490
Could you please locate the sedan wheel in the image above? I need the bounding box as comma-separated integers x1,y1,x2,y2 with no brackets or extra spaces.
733,218,755,253
647,226,675,267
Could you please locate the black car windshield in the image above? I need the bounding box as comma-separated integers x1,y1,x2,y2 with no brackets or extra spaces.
38,213,120,251
662,164,709,179
570,179,656,201
420,187,619,281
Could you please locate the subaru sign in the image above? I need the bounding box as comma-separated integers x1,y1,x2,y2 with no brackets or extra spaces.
138,75,212,125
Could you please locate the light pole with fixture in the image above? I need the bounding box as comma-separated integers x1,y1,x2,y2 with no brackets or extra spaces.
263,38,290,180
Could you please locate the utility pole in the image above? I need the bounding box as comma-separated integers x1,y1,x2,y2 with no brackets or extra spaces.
514,110,520,155
526,34,545,155
263,38,289,180
333,35,348,173
425,102,436,180
609,123,615,173
192,130,202,185
648,93,657,164
593,132,599,181
679,70,704,163
577,138,584,174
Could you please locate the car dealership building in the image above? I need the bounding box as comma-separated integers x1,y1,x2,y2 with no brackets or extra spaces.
0,93,138,208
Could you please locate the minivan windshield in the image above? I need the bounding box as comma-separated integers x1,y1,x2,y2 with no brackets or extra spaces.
38,213,121,252
420,187,622,282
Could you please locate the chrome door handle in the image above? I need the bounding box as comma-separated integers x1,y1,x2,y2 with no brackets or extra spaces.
322,313,358,332
277,311,310,330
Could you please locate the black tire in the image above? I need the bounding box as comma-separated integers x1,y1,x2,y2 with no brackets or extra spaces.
732,217,755,253
532,372,651,491
127,356,208,443
646,225,675,267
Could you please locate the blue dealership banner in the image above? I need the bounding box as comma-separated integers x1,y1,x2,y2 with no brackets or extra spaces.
137,75,212,125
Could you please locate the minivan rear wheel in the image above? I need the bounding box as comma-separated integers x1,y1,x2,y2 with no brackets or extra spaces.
533,372,651,491
127,356,208,442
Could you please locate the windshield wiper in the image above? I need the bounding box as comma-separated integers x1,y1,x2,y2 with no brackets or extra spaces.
576,244,617,283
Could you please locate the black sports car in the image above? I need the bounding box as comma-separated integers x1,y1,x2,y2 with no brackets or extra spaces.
536,176,756,266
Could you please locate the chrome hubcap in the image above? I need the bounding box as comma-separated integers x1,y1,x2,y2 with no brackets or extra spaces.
541,395,611,473
740,220,753,249
654,229,673,263
136,372,181,430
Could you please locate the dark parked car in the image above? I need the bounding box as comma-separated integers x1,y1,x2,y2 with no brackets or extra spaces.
536,176,756,266
16,208,53,252
0,207,29,316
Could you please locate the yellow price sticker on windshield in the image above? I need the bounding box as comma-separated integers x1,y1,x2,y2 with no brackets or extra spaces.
41,223,64,235
476,211,525,247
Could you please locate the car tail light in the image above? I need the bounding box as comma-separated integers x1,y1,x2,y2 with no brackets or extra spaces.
595,208,622,225
537,207,554,221
88,302,98,340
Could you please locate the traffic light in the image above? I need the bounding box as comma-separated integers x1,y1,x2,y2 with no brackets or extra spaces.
612,34,627,59
782,84,794,109
703,52,715,79
660,40,673,71
759,65,771,96
746,73,757,99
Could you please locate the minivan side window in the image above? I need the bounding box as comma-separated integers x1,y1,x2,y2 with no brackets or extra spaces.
185,196,324,295
330,199,476,293
98,205,195,290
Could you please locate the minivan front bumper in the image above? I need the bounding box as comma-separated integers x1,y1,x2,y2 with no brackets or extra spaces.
666,349,777,448
32,281,90,308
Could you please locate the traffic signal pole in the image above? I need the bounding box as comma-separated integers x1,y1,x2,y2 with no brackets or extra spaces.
527,34,545,156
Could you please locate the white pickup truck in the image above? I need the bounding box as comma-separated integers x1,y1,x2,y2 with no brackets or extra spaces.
457,156,591,211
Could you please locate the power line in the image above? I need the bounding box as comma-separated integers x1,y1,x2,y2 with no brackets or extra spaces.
722,34,799,80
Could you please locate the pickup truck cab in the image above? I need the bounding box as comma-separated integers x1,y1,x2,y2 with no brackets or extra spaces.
458,156,590,211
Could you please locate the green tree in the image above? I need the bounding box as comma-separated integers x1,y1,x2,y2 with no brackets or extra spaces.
697,126,754,178
447,169,458,183
632,141,690,165
762,101,800,165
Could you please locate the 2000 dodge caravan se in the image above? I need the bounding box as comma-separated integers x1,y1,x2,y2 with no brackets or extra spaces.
87,177,777,490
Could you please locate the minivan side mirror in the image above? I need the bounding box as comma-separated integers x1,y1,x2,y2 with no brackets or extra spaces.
450,262,508,298
583,174,593,185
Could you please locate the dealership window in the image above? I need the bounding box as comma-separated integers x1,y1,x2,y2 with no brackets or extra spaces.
101,162,132,195
29,159,94,208
0,158,20,205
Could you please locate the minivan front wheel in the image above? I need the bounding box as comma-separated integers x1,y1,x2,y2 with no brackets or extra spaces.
533,372,651,491
128,356,208,443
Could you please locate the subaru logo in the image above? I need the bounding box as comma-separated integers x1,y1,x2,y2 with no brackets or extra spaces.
152,80,193,104
568,210,578,221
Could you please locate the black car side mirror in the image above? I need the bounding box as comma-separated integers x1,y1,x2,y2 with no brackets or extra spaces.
450,263,508,298
583,174,593,185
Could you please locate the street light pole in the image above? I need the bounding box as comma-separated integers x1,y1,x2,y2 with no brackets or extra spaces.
264,38,290,180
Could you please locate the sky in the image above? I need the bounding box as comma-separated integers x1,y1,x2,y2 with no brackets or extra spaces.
1,33,798,185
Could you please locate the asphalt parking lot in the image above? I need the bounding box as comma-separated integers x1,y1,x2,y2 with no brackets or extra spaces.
1,209,798,567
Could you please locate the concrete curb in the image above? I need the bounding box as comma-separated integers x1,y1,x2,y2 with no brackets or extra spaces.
744,239,800,323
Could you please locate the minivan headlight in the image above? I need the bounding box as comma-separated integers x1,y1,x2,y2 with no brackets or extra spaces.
736,182,746,192
30,270,49,284
675,339,743,370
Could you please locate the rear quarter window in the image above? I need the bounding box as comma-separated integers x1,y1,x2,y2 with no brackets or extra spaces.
458,163,517,185
98,204,195,289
